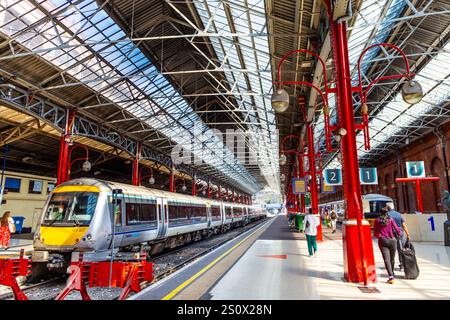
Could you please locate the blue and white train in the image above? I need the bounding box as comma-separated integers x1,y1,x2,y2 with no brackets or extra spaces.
32,178,265,270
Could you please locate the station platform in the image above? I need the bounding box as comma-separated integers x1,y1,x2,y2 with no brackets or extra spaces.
0,239,33,259
131,215,450,300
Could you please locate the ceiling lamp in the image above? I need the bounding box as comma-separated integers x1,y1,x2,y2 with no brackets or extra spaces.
279,154,287,166
148,176,155,185
271,89,290,113
181,184,187,192
402,80,423,104
82,160,92,172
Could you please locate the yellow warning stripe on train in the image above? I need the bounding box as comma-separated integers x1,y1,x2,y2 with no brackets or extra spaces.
40,226,89,246
53,185,100,193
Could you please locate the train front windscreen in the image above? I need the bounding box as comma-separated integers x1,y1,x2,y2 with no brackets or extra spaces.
42,192,98,227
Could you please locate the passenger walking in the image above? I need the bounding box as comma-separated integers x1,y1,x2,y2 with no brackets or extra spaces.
330,209,337,233
385,202,410,270
0,211,15,250
303,208,320,257
373,208,402,284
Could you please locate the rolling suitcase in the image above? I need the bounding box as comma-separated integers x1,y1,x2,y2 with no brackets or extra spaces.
401,240,419,279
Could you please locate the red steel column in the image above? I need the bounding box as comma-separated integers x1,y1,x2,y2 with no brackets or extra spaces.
192,176,197,196
207,179,212,199
307,122,322,241
415,180,423,212
169,167,175,192
132,142,142,186
57,109,75,185
332,18,375,284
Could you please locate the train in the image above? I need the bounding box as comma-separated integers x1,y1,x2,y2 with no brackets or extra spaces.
319,194,394,227
31,178,266,271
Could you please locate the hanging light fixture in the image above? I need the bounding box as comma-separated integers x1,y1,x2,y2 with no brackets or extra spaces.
82,160,92,172
148,176,155,185
402,80,423,104
271,88,290,113
181,183,187,192
279,154,287,165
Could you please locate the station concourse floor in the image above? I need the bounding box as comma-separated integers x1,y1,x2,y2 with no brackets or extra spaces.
133,214,450,300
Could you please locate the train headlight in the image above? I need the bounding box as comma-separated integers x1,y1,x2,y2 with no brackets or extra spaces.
34,233,40,241
86,234,92,240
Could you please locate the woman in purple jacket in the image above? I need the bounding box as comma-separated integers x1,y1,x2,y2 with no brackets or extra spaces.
373,208,402,284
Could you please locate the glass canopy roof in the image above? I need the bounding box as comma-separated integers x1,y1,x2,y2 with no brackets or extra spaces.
193,0,280,194
0,0,271,193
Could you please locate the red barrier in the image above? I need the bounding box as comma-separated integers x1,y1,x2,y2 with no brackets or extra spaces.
0,249,32,300
55,253,153,300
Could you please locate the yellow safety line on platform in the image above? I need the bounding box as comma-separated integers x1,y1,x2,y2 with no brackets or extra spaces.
161,220,271,300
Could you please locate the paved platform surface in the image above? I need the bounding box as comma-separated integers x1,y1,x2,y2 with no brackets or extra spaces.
130,215,450,300
0,239,33,258
208,215,450,300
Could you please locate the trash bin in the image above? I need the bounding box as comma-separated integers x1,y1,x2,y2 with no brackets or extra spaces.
12,216,25,233
296,214,305,232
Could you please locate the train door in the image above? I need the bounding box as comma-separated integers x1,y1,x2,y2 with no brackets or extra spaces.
156,198,168,238
207,202,212,227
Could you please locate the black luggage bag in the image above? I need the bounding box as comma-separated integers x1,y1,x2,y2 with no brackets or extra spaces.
400,240,419,279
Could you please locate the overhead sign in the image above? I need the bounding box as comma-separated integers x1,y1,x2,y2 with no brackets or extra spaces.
321,181,335,194
323,168,342,186
292,178,307,194
359,168,378,185
406,161,425,178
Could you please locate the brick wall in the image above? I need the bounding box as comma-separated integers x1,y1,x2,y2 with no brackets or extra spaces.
318,121,450,214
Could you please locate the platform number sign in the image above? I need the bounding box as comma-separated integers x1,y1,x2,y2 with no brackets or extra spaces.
406,161,425,178
359,168,378,185
323,169,342,186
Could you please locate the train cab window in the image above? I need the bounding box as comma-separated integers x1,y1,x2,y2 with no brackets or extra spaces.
211,205,221,221
43,192,98,226
28,180,43,194
5,177,21,193
113,199,122,226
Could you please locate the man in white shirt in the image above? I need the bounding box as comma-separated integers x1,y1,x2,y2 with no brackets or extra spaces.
302,208,320,257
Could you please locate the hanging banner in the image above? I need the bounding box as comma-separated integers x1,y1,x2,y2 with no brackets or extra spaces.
292,178,307,194
323,168,342,186
406,161,425,178
359,167,378,185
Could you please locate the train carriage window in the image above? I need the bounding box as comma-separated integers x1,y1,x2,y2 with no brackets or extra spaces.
126,202,140,225
211,205,221,221
141,203,157,225
225,206,232,219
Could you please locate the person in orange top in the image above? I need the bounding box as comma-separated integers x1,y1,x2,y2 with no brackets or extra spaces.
0,211,15,250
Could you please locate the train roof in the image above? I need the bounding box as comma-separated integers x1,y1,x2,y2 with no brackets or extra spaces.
362,193,393,201
57,178,251,206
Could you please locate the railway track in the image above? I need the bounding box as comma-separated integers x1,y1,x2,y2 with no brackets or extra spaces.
0,218,268,300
